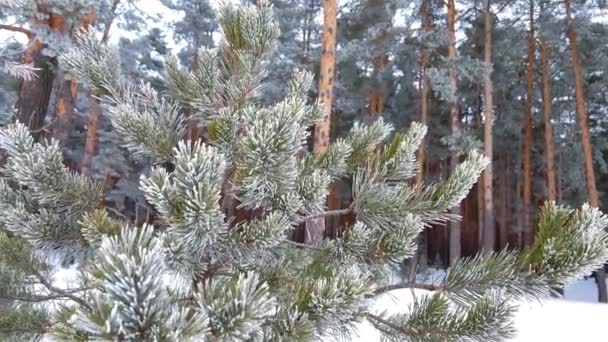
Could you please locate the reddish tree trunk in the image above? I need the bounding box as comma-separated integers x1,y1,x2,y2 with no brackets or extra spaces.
481,0,495,253
522,0,535,247
306,0,338,245
368,54,386,117
80,97,100,176
540,31,557,202
53,76,79,145
52,11,97,144
564,0,607,303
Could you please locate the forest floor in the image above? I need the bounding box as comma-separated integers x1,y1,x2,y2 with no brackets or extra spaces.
352,271,608,342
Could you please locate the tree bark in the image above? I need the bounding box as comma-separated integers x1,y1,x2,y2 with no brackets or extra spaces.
415,0,431,185
446,0,461,266
52,11,97,145
16,39,54,139
306,0,338,245
540,30,556,203
80,97,100,176
52,74,79,145
15,12,69,138
498,155,508,249
564,0,607,303
187,53,201,141
79,8,120,177
409,0,433,276
522,0,535,247
368,56,386,117
481,0,495,253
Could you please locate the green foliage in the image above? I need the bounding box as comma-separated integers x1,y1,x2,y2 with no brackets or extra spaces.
0,123,102,257
197,272,274,340
0,305,48,341
371,293,516,342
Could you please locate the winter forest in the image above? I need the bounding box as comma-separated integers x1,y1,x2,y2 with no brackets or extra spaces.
2,0,608,340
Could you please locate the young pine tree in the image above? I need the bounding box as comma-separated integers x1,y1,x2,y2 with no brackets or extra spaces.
1,1,608,341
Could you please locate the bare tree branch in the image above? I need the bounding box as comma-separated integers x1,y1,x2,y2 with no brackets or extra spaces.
0,24,33,38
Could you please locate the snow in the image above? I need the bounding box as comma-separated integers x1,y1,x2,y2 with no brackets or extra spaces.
512,298,608,341
352,276,608,342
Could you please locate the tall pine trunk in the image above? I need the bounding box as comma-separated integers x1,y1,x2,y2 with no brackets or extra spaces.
16,13,67,138
540,25,556,202
81,97,100,176
481,0,495,253
53,75,79,145
446,0,461,266
306,0,338,245
368,55,386,117
498,155,509,249
187,54,201,141
564,0,607,303
522,0,535,247
416,0,431,186
80,6,119,176
53,11,97,146
410,0,433,274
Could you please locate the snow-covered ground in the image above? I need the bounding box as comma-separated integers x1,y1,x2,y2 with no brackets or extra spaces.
354,277,608,342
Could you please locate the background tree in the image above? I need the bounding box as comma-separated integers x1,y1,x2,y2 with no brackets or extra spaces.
446,0,461,265
522,0,535,247
481,0,494,252
563,0,607,303
306,0,338,245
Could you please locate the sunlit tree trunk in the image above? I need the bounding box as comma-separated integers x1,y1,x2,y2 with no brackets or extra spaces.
481,0,495,253
53,11,97,145
564,0,607,303
80,6,117,176
540,25,556,203
306,0,338,245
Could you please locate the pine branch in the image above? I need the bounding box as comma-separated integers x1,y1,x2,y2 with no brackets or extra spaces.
2,288,88,303
30,269,91,310
0,24,32,37
366,313,407,334
295,207,353,224
282,240,322,250
372,282,440,296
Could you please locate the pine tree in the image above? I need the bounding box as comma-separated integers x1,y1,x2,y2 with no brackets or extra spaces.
1,1,608,340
